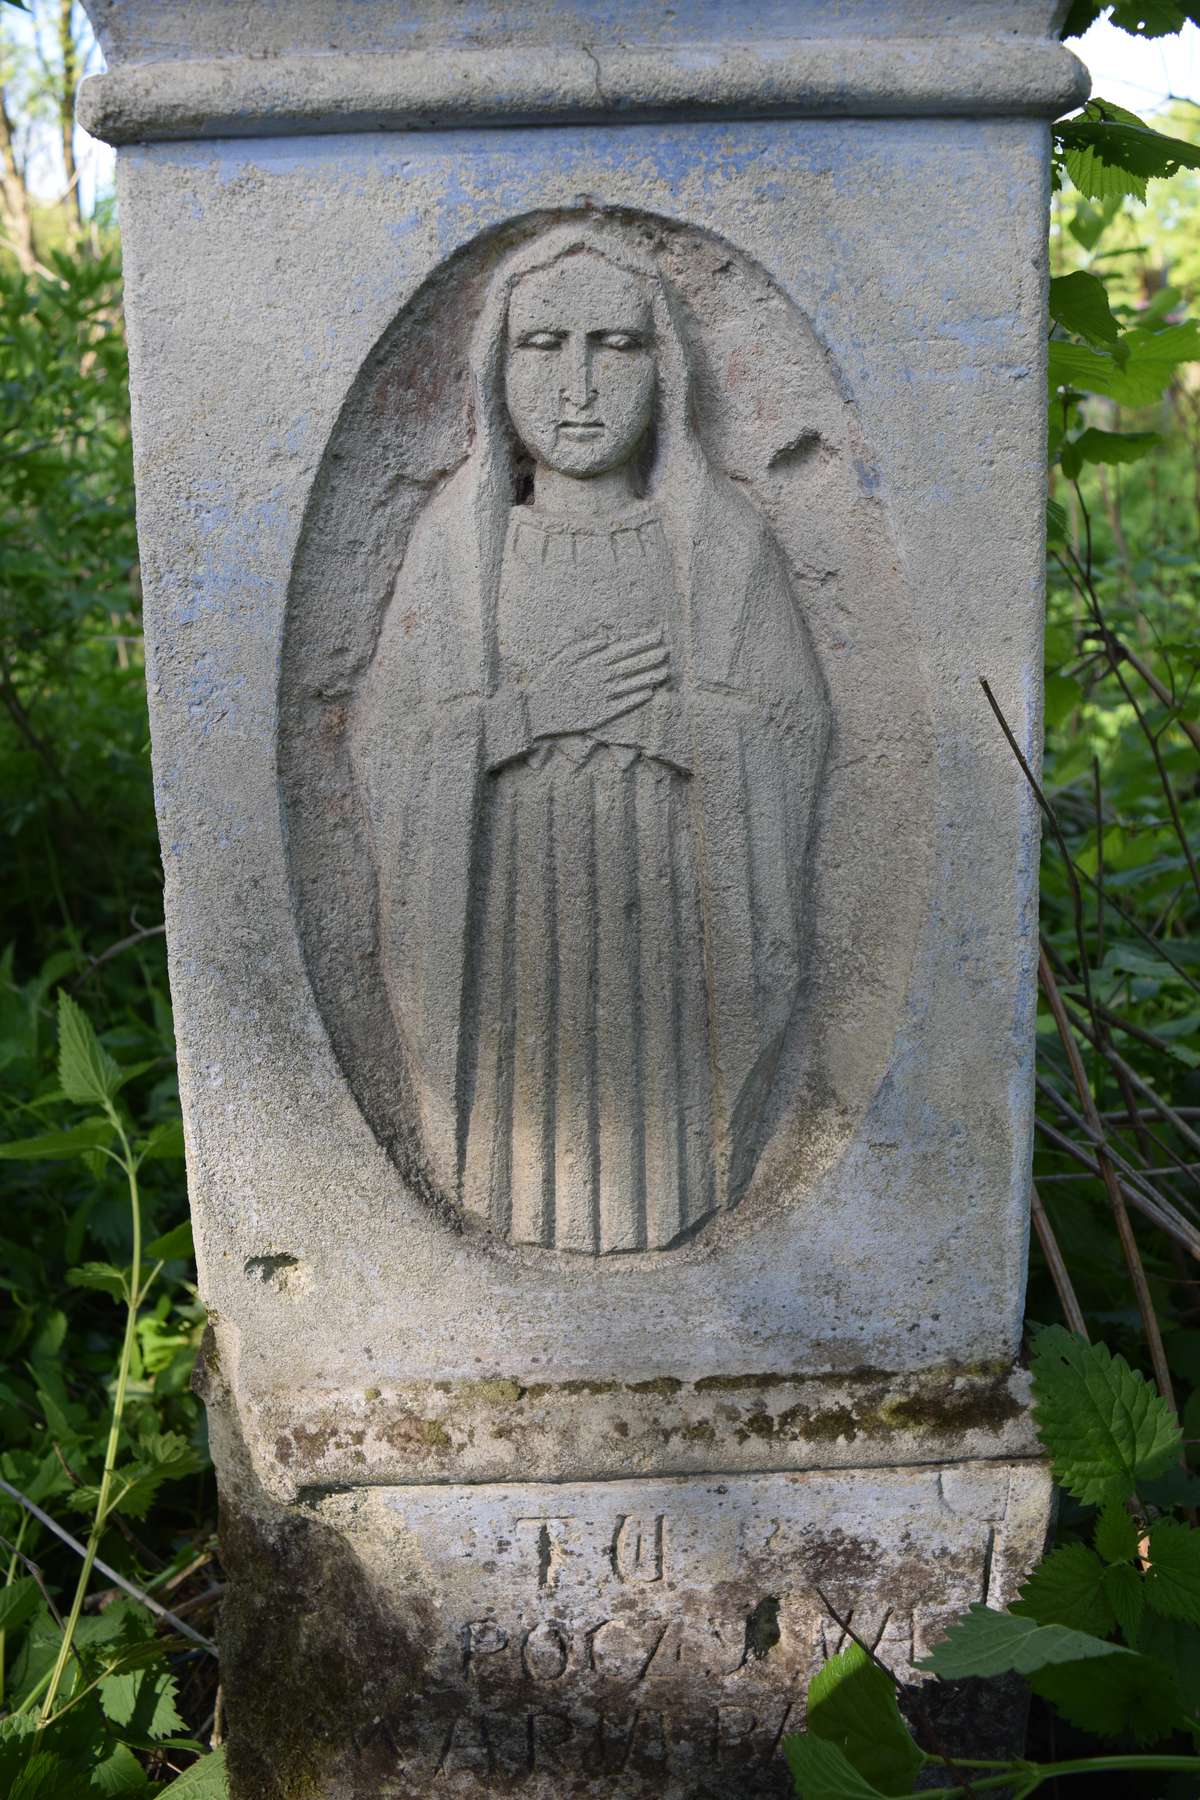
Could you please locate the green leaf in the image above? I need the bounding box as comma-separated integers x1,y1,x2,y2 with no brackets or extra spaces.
917,1603,1130,1678
98,1667,185,1740
1031,1648,1185,1743
91,1742,152,1794
1059,435,1084,480
80,1431,205,1523
57,990,122,1109
66,1262,128,1302
1044,674,1083,730
1067,196,1121,252
805,1644,922,1797
782,1734,888,1800
1058,100,1200,204
1095,1501,1140,1566
1046,497,1068,544
1145,1520,1200,1622
0,1575,43,1635
1049,323,1200,406
1061,0,1105,37
144,1217,193,1261
8,1753,94,1800
1109,0,1192,36
1012,1544,1114,1636
1103,1561,1146,1643
1135,1614,1200,1713
1030,1326,1182,1503
1073,427,1160,467
0,1119,113,1161
159,1750,229,1798
1049,271,1120,346
140,1118,185,1164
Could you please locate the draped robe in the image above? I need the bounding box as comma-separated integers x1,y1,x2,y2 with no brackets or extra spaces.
354,465,829,1253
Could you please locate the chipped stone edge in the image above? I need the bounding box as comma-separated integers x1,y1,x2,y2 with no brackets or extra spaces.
77,37,1090,145
198,1343,1044,1501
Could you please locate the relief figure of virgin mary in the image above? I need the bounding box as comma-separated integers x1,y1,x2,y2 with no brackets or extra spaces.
353,220,830,1255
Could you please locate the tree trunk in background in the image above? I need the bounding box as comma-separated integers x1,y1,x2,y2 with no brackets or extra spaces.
57,0,81,234
0,88,36,272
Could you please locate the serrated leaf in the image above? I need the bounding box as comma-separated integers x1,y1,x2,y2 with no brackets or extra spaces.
1050,271,1120,346
159,1750,228,1798
1145,1520,1200,1622
1049,324,1200,406
1046,497,1068,543
1012,1544,1114,1635
8,1753,94,1800
57,991,122,1108
1067,196,1120,252
1058,101,1200,203
1061,138,1149,203
0,1575,42,1635
1103,1562,1146,1643
1109,0,1191,35
1095,1502,1139,1566
144,1217,193,1261
782,1734,888,1800
92,1432,205,1522
140,1118,185,1164
1135,1613,1200,1712
1031,1648,1185,1743
805,1644,922,1797
1061,0,1105,36
98,1667,184,1740
918,1604,1129,1678
91,1741,152,1794
1030,1326,1181,1503
1074,427,1160,467
0,1119,113,1161
66,1262,128,1302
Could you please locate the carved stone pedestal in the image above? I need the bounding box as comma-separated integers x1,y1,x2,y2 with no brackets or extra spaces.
81,1,1084,1791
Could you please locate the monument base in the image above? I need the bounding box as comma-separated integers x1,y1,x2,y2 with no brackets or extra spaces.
212,1394,1049,1798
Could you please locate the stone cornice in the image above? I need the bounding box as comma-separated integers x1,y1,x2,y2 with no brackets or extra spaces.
79,35,1089,145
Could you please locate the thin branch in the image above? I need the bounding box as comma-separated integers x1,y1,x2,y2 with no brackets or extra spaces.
1036,1114,1200,1259
1062,995,1200,1163
0,1476,216,1655
74,921,166,987
1100,623,1200,759
1030,1183,1090,1338
1038,949,1177,1410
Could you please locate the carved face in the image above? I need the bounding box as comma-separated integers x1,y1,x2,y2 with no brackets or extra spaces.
504,252,657,479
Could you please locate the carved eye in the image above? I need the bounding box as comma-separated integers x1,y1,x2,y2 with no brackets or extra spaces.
597,332,642,351
519,331,562,351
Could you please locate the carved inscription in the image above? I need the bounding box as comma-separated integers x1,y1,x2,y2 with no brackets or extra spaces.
359,1469,1044,1793
353,217,830,1254
515,1517,574,1591
611,1512,667,1583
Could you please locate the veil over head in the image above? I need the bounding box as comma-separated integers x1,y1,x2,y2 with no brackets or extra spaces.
448,218,715,693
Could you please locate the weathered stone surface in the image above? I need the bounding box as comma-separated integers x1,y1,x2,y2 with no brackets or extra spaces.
208,1355,1050,1800
84,1,1070,1790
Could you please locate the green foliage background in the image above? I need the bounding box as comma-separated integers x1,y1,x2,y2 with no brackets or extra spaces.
1,8,1200,1796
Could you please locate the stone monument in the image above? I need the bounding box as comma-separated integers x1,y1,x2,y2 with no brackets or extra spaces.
79,3,1087,1793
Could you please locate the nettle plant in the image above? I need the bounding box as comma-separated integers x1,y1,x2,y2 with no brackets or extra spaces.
784,1328,1200,1798
0,991,222,1797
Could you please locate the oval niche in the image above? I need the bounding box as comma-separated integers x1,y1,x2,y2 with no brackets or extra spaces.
278,205,933,1264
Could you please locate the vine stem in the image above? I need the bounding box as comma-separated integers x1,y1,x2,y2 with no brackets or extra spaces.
37,1103,141,1727
891,1755,1200,1798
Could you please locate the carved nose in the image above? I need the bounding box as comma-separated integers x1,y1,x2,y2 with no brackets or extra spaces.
563,341,594,410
